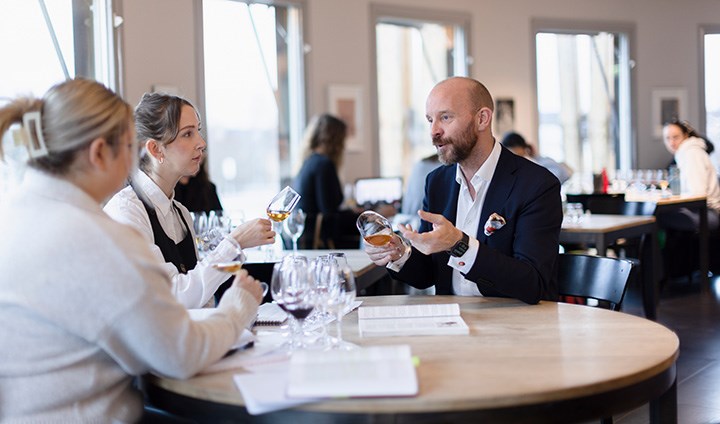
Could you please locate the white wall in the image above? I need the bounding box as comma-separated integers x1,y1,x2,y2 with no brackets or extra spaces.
121,0,720,183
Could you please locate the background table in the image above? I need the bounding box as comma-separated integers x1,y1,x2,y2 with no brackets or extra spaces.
146,295,679,423
566,193,709,288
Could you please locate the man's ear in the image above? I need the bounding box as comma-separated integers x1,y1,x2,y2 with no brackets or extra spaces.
476,107,493,131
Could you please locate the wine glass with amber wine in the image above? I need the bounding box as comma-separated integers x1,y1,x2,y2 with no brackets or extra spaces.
266,186,301,257
356,210,394,247
212,261,268,297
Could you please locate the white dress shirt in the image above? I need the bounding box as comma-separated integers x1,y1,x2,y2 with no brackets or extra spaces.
104,170,243,308
388,140,502,296
449,140,501,295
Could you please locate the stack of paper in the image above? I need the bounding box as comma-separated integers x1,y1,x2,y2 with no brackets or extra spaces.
286,345,418,398
358,303,470,337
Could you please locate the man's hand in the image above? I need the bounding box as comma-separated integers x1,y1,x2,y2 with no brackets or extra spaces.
363,234,407,266
399,210,463,255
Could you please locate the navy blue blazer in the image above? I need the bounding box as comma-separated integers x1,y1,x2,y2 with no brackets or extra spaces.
391,146,562,304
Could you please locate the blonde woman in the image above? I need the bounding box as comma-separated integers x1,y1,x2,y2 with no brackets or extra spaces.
105,92,275,308
0,79,263,422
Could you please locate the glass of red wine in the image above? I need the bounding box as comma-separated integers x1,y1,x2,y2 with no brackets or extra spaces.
271,255,314,351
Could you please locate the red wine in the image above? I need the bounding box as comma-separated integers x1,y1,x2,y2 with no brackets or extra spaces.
286,305,314,320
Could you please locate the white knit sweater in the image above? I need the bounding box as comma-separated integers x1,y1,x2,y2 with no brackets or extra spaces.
0,169,257,423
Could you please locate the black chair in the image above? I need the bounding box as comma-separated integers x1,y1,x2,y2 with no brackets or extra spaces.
557,253,634,311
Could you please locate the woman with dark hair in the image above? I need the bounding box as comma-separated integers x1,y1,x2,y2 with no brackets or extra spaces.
0,79,263,422
292,114,390,248
661,119,720,231
105,92,275,308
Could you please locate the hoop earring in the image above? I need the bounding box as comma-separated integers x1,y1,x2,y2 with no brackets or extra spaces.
159,156,164,164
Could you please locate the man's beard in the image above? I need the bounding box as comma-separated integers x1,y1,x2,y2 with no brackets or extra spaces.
433,122,477,165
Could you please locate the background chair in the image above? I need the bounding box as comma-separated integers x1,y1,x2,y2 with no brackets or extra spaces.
557,253,634,311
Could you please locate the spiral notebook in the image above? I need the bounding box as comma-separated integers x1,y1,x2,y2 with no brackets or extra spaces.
255,302,288,326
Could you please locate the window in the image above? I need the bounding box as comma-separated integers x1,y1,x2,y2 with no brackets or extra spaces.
0,0,119,202
372,7,469,181
702,29,720,174
534,23,633,192
201,0,305,222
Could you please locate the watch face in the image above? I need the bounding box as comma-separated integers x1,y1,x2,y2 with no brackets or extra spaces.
450,233,469,257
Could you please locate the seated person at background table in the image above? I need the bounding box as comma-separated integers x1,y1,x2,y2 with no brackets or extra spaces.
292,113,395,249
105,92,275,308
363,77,563,305
401,153,441,223
660,119,720,231
0,79,263,423
175,157,223,214
501,131,573,184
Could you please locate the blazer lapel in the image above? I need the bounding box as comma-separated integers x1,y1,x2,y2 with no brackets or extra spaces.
478,148,517,242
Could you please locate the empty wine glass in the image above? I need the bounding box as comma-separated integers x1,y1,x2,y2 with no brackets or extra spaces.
356,210,394,246
325,257,356,350
283,208,306,254
191,211,208,255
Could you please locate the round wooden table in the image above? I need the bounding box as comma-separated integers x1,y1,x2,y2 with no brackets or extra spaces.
146,296,679,423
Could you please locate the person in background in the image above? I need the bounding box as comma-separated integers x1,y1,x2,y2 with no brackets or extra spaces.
0,78,263,423
105,92,275,308
401,153,441,217
661,119,720,231
501,131,573,184
175,157,223,214
292,113,395,249
363,77,562,304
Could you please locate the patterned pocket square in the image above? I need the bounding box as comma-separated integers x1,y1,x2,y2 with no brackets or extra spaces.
483,213,506,236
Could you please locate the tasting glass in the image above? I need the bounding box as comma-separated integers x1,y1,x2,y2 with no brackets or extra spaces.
356,210,394,247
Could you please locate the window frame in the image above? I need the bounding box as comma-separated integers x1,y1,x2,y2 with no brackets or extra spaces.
530,19,637,171
369,4,471,177
194,0,308,219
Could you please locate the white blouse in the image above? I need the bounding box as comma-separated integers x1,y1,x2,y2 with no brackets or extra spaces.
104,170,244,308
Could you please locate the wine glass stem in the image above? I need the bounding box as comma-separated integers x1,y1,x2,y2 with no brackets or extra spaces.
334,312,343,347
293,238,298,255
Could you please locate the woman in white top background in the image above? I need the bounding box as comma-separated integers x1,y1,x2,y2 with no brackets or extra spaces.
105,92,275,308
0,78,263,423
661,119,720,232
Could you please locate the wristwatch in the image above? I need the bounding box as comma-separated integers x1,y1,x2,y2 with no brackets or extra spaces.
448,231,470,257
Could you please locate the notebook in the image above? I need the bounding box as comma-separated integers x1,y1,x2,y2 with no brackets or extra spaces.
255,302,288,326
358,303,469,337
286,344,418,398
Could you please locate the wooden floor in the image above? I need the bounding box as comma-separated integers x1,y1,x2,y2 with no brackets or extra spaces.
594,273,720,424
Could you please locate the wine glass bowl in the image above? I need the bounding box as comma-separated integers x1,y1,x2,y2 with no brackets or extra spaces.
266,186,301,222
356,210,394,246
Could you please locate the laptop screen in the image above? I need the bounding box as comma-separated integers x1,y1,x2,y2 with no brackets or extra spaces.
354,177,403,208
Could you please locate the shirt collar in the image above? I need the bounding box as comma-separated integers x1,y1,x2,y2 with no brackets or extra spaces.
454,139,502,190
134,170,175,215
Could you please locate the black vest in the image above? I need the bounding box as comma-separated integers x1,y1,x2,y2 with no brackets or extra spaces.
130,181,197,274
